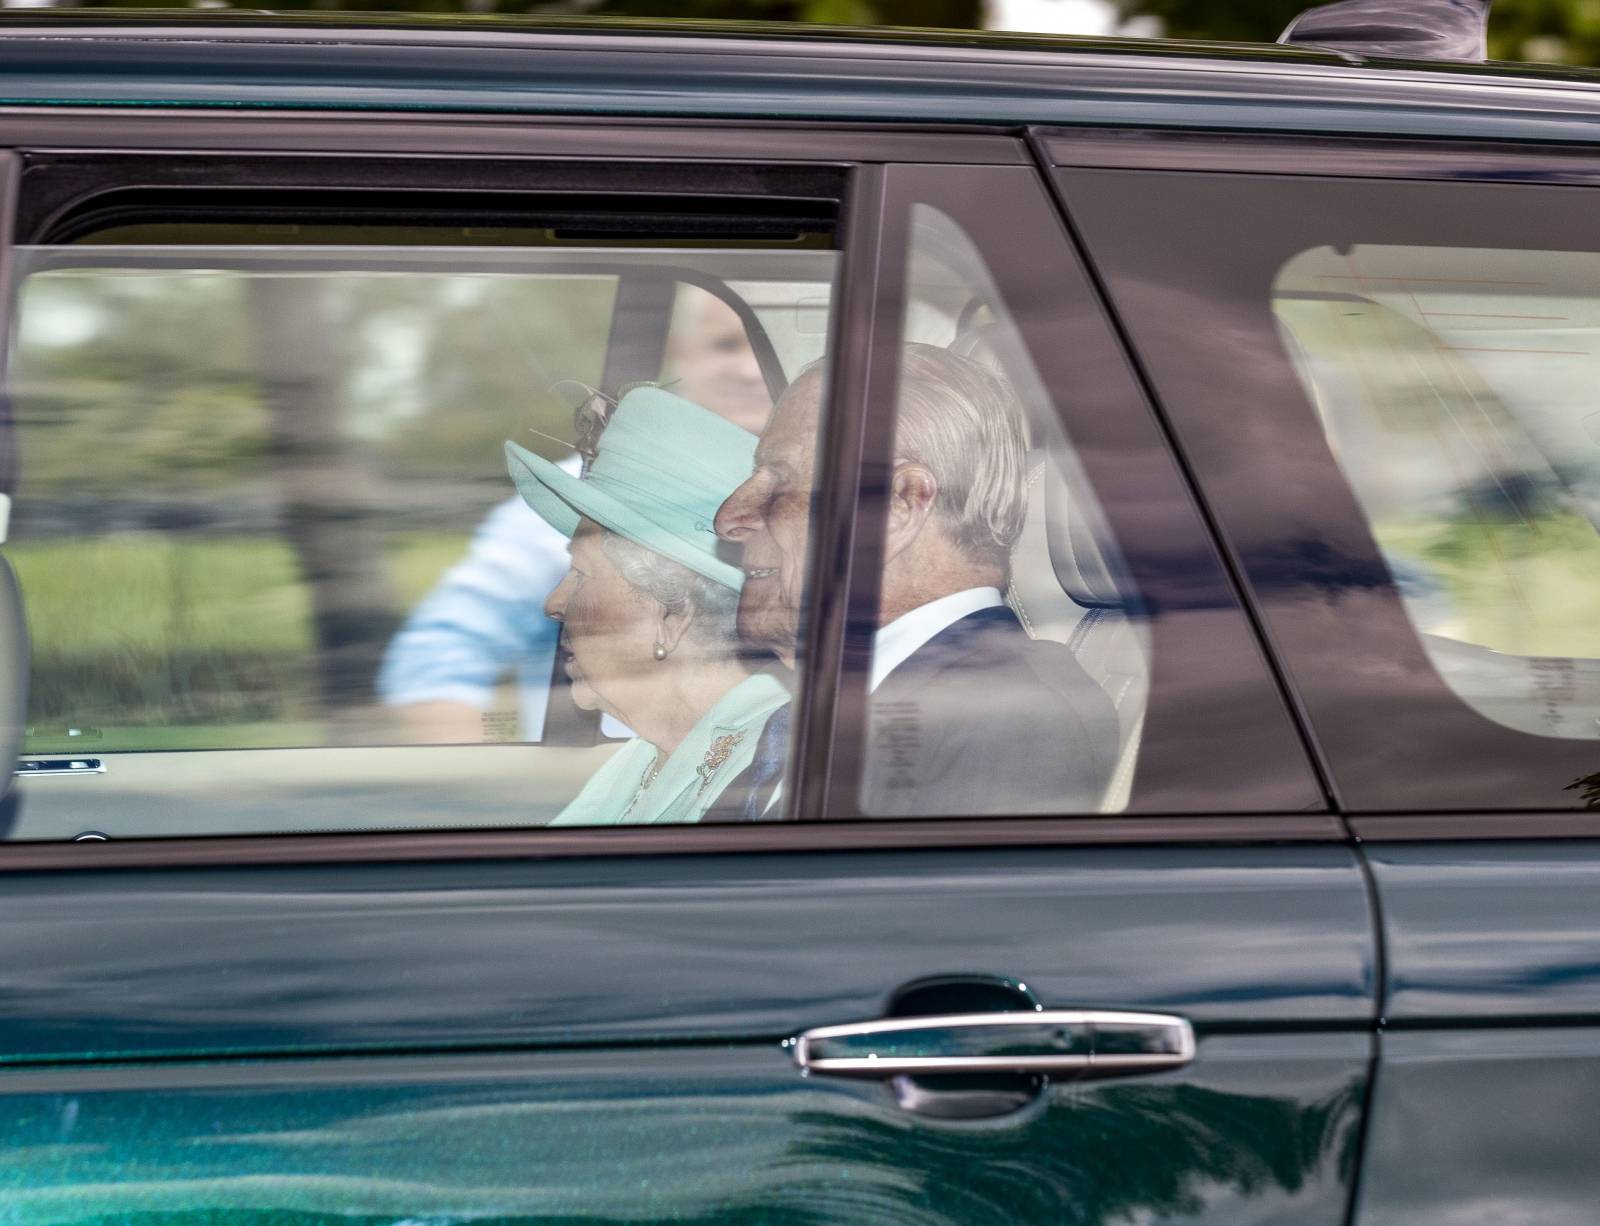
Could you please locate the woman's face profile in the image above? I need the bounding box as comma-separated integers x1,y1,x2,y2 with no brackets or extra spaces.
544,517,655,717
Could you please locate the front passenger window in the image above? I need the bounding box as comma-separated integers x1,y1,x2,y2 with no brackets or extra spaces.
4,220,837,839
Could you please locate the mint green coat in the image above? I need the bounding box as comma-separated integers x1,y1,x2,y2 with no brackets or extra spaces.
548,672,789,826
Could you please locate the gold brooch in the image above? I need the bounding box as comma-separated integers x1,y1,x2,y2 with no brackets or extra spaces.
696,732,746,791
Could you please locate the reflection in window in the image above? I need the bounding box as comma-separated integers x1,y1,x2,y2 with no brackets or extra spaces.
1276,244,1600,739
5,238,835,838
856,206,1148,817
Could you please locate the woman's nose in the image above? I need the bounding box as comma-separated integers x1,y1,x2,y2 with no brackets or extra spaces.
544,573,573,621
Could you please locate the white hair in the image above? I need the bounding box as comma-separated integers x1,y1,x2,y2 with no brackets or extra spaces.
893,343,1028,566
600,531,739,647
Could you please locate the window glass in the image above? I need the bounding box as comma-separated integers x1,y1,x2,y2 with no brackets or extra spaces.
857,205,1149,816
6,234,834,838
1275,245,1600,740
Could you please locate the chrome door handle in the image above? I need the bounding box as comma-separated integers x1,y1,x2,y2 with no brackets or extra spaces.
792,1010,1194,1079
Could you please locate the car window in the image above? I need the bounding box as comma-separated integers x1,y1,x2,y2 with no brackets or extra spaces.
1276,244,1600,741
5,226,836,838
856,205,1148,816
1057,163,1600,811
771,161,1323,822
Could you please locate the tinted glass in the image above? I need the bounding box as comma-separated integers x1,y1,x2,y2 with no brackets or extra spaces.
857,205,1148,816
1276,244,1600,741
811,163,1321,819
6,234,834,838
1059,164,1600,811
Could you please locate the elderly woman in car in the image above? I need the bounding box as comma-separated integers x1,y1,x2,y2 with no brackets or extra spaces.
504,386,787,825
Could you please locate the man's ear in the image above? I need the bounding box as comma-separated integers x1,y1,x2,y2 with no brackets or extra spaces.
884,461,938,563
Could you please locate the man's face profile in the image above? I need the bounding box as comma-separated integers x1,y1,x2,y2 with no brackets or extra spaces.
714,370,821,667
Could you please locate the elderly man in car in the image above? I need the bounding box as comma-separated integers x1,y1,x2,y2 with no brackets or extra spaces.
713,343,1119,819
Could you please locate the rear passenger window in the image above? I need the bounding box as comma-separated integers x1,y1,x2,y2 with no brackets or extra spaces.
1276,245,1600,740
5,212,837,838
1058,161,1600,811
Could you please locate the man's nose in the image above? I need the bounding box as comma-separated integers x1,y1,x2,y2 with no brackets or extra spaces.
715,478,759,542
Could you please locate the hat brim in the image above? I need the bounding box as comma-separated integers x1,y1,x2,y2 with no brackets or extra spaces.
505,441,744,591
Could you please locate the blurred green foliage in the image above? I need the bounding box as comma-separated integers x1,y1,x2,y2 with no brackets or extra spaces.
1378,510,1600,660
1110,0,1600,66
45,0,1600,68
12,533,466,748
9,260,614,746
62,0,983,26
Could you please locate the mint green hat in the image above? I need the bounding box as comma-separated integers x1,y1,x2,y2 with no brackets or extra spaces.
505,386,757,591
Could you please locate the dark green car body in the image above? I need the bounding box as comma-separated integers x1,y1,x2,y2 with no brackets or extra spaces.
0,13,1597,1224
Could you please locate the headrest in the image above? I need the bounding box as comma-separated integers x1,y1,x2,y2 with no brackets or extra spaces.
947,321,1007,370
1039,449,1126,610
947,321,1125,610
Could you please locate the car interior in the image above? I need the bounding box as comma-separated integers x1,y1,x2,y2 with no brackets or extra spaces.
1,204,1150,836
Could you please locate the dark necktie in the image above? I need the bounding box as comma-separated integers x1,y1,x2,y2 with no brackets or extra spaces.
739,703,792,822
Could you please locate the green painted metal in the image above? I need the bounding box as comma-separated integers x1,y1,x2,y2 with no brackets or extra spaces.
0,848,1374,1064
1354,1028,1600,1224
0,848,1375,1221
1,1038,1367,1224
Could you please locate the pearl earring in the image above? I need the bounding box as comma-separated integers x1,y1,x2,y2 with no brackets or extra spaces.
653,641,668,661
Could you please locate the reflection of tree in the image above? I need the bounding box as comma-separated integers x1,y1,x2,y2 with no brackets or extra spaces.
63,0,981,30
762,1080,1363,1223
1566,772,1600,808
251,278,399,719
47,1078,1364,1226
1110,0,1600,68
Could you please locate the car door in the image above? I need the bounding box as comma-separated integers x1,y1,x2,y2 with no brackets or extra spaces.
0,115,1372,1226
1050,126,1600,1224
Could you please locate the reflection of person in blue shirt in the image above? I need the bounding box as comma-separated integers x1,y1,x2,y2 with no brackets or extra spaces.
378,475,576,743
379,288,772,743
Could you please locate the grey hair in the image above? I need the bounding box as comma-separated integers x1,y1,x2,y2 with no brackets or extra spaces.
893,343,1028,565
600,531,740,646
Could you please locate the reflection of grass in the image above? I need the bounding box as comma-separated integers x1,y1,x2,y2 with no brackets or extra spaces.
1378,511,1600,658
35,722,330,753
11,532,470,753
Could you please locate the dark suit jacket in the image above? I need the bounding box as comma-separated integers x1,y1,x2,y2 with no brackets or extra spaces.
707,606,1122,822
861,605,1120,817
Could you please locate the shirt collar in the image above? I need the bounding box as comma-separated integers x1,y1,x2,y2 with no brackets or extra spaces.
868,587,1005,693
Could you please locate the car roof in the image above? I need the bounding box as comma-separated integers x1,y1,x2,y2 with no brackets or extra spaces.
3,9,1600,144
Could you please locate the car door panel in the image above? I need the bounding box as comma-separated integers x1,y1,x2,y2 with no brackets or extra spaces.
1362,840,1600,1021
1,1036,1371,1225
1346,840,1600,1223
1,847,1371,1062
1352,1027,1600,1226
1,846,1374,1224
